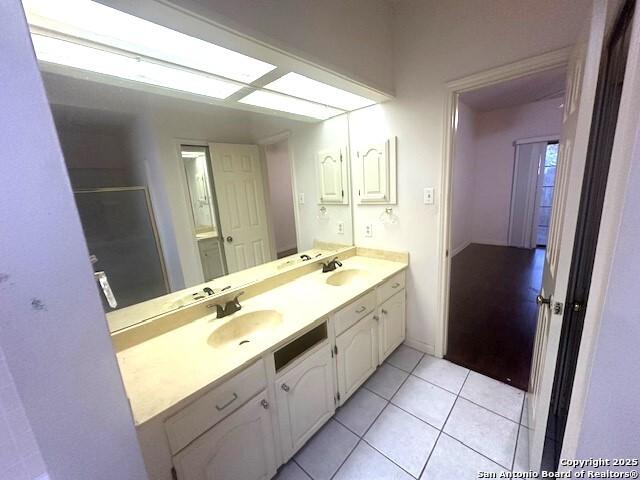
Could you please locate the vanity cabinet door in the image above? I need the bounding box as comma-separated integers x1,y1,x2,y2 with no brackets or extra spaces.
276,343,335,460
378,290,406,364
336,312,378,404
173,392,276,480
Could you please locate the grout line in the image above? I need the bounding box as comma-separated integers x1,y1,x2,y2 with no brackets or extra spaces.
511,395,527,471
326,432,360,480
439,431,511,471
292,458,313,479
360,437,420,479
455,395,523,425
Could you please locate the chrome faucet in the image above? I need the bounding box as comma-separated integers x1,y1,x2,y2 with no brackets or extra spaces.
213,291,245,319
321,257,342,273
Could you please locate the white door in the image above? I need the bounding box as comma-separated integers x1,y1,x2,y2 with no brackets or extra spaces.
173,392,277,480
276,343,335,460
378,290,406,363
336,312,378,404
317,147,347,204
527,0,607,469
209,143,272,273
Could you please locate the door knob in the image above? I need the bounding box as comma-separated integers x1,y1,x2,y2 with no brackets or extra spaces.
281,383,290,392
536,294,551,306
226,236,233,243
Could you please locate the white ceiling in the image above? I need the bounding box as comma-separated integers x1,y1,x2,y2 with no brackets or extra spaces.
459,67,567,112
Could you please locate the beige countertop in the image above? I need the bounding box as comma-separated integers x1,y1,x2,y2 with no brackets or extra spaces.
116,254,407,426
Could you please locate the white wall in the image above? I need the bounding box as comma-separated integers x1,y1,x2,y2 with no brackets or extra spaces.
348,0,590,354
471,97,562,245
264,140,297,255
289,114,353,250
450,100,477,255
0,2,148,478
0,347,47,480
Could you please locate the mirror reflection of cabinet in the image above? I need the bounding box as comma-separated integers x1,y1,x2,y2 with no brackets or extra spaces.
317,146,349,204
356,137,397,204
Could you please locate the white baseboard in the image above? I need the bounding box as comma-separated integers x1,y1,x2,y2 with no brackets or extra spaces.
471,238,509,247
404,337,436,357
450,240,472,257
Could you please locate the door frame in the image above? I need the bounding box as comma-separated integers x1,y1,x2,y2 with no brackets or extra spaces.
437,48,571,357
559,0,640,464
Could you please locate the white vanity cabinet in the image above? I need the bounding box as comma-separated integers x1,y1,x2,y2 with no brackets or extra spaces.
172,392,277,480
378,290,406,363
275,342,336,460
335,312,378,404
376,272,406,364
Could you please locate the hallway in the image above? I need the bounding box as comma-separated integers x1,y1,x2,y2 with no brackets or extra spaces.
446,244,545,390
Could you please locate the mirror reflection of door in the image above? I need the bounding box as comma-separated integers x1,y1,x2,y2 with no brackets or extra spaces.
209,143,274,274
181,145,227,282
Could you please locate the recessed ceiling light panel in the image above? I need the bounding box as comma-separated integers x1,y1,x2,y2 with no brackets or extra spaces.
23,0,276,83
265,73,376,111
238,90,344,120
32,34,243,99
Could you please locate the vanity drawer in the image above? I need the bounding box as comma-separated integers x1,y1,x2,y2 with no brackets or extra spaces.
164,359,266,454
377,272,405,303
334,290,376,336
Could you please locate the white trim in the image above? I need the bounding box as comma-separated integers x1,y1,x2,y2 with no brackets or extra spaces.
514,134,561,145
404,338,436,357
560,1,640,465
437,48,571,359
257,130,291,146
450,240,472,258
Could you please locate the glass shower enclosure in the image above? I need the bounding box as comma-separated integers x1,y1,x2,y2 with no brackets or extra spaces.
74,187,169,311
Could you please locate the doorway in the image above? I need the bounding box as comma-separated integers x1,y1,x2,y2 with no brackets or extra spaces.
445,68,566,390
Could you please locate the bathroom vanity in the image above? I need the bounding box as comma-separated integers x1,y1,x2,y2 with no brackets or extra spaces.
112,247,408,480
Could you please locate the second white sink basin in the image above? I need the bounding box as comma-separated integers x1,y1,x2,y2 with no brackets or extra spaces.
208,310,282,348
326,269,370,286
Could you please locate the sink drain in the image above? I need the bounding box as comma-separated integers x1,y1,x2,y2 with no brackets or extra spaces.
238,340,250,346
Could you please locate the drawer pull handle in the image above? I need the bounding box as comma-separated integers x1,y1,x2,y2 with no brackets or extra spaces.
355,306,366,313
381,309,388,315
261,399,269,409
391,282,400,289
281,383,290,392
215,393,238,411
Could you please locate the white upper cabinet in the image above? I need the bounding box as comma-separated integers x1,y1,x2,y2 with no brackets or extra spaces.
317,147,349,204
356,137,397,204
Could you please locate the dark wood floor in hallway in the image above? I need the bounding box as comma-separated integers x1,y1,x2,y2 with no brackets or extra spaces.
446,243,544,390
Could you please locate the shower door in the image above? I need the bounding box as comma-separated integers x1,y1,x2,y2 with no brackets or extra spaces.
74,187,169,311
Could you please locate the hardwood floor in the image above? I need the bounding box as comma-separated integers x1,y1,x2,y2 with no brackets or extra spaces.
445,243,544,390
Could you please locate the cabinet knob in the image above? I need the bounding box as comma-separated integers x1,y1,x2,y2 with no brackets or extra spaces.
381,309,388,315
373,315,379,321
260,399,269,409
281,383,290,392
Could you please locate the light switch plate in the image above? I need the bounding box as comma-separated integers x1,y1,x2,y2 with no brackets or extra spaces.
364,224,373,238
424,187,434,205
337,221,344,235
298,193,305,205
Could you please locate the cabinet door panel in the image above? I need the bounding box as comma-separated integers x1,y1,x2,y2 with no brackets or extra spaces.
173,392,276,480
379,290,406,363
336,313,378,404
317,148,345,204
276,343,335,460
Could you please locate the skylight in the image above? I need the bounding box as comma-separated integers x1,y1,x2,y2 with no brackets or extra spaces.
22,0,276,84
264,73,376,111
239,90,344,120
32,34,243,100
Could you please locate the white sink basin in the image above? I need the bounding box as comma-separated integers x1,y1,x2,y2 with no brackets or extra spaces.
208,310,282,348
326,269,370,286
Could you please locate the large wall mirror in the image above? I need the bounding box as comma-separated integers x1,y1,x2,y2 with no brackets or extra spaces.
42,71,356,330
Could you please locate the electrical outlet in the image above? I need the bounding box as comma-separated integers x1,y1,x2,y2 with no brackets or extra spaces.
298,192,305,205
337,221,344,235
424,187,435,205
364,224,373,238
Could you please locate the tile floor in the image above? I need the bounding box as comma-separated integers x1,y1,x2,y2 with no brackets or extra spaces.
274,344,531,480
